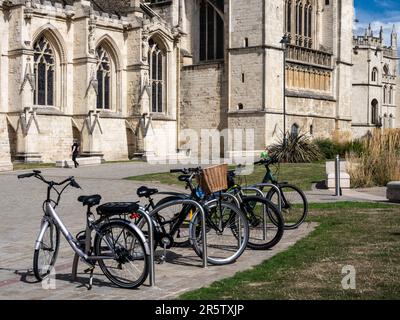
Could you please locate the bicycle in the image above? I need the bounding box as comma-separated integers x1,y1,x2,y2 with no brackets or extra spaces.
135,167,250,265
253,157,309,229
18,170,150,289
164,168,283,251
226,170,285,250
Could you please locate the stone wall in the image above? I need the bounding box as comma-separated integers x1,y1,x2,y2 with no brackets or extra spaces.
33,114,74,163
0,115,12,171
97,117,130,161
180,62,225,156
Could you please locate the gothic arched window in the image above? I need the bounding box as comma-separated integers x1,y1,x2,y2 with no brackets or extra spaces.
304,5,309,38
286,0,292,33
33,36,55,106
371,68,378,82
383,64,390,76
199,0,224,62
295,2,300,35
95,46,111,109
148,39,166,113
291,123,300,138
371,100,379,125
384,85,387,104
298,3,303,36
389,86,393,104
307,6,312,38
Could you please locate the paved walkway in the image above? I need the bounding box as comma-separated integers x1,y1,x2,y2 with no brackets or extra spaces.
0,161,393,300
0,163,317,300
305,186,389,203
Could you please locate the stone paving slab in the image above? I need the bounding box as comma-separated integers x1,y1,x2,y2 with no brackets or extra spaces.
0,168,317,300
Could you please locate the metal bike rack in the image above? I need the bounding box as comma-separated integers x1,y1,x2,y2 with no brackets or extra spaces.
136,207,155,287
204,195,244,247
148,199,208,268
246,184,283,241
219,192,241,208
249,183,283,212
241,187,266,198
71,209,156,288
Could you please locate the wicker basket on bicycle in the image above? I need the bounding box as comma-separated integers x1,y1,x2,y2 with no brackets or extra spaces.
199,164,228,195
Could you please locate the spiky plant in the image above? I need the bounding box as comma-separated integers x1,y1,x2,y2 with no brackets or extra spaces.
268,132,322,163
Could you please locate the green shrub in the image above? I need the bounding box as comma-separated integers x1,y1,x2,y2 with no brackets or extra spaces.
314,138,364,160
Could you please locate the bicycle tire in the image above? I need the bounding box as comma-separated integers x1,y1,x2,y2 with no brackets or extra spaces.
94,220,149,289
239,196,284,250
189,201,249,265
33,221,60,281
155,196,192,248
266,184,308,230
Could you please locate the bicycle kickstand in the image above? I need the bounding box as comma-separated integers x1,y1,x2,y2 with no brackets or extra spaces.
84,266,95,290
158,243,167,264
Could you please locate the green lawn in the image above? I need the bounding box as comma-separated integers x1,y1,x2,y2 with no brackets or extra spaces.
13,163,56,171
179,202,400,300
125,162,325,191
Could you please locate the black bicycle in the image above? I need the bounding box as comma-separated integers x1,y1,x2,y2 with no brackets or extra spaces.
254,157,309,229
226,170,285,250
135,167,250,265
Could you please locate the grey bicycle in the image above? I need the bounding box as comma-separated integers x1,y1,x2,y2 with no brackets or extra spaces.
18,170,150,289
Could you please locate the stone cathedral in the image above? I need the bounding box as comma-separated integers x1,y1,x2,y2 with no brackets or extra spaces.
0,0,398,170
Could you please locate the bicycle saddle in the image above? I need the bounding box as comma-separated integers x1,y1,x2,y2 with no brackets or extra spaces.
137,186,158,198
178,175,191,182
78,195,102,207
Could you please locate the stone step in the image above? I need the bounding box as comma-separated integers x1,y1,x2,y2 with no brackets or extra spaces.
56,157,102,168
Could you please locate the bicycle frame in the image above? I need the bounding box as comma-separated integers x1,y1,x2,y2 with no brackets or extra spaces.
141,199,208,268
36,201,150,266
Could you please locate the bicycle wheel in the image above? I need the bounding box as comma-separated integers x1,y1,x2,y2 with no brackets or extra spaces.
33,220,60,281
190,201,249,265
239,196,284,250
154,196,192,248
94,220,149,289
266,184,308,229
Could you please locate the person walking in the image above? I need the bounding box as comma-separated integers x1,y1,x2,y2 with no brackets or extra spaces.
71,140,80,168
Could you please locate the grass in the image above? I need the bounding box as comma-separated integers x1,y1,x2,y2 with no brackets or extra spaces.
13,163,56,171
179,201,400,300
125,162,325,191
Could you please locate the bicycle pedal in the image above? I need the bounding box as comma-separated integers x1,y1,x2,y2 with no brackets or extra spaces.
84,266,95,274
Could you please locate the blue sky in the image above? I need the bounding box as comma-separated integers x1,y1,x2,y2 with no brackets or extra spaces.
354,0,400,47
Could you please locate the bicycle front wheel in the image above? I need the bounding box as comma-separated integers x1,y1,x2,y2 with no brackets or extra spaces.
94,220,149,289
33,220,60,281
189,201,249,265
266,184,308,229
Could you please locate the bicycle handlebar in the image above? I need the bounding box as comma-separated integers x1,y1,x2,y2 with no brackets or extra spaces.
254,157,278,166
18,171,81,189
18,172,36,179
170,167,202,175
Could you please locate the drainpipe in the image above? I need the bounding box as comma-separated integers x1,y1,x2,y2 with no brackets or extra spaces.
176,41,181,153
176,0,182,153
